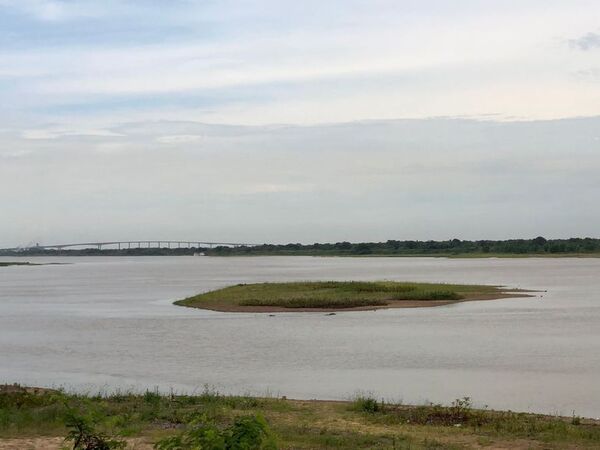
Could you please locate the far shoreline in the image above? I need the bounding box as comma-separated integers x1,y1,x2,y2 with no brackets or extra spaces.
3,251,600,258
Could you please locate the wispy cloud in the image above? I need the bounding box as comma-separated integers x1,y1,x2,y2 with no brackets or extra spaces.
572,67,600,82
1,1,600,126
569,31,600,51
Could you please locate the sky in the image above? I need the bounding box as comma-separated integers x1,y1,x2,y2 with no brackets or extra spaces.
1,0,600,246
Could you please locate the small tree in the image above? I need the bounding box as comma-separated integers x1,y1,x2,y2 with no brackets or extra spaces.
64,410,125,450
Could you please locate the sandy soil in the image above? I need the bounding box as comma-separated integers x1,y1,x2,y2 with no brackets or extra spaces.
0,437,153,450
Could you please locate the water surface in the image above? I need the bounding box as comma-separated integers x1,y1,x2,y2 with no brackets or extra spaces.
1,256,599,417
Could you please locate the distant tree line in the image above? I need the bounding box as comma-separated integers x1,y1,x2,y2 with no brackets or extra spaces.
3,237,600,257
207,237,600,256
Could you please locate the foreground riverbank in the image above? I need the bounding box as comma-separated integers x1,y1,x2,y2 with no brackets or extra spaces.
175,281,531,312
1,385,598,449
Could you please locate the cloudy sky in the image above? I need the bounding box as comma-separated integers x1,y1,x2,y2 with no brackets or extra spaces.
1,0,600,246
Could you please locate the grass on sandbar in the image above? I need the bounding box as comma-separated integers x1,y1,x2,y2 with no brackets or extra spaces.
175,281,506,310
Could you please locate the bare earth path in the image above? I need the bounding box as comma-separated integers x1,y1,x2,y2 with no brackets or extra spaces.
0,437,153,450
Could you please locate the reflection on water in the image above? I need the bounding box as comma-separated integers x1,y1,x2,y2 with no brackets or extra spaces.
1,256,599,417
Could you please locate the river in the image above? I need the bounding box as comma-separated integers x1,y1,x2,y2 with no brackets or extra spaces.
1,256,599,417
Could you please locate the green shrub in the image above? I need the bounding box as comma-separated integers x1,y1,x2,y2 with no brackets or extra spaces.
154,413,275,450
154,415,225,450
226,415,276,449
143,390,162,405
352,396,382,414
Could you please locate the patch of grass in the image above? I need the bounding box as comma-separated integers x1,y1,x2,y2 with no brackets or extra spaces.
381,397,485,426
391,290,462,301
174,281,515,311
274,423,404,449
240,297,389,309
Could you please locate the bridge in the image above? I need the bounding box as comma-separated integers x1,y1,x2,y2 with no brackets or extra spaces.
1,240,260,252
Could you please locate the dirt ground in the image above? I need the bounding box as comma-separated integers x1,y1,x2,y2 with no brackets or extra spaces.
0,435,589,450
0,437,153,450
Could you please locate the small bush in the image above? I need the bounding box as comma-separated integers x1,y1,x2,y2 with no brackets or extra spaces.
352,396,383,414
226,415,276,449
143,390,161,405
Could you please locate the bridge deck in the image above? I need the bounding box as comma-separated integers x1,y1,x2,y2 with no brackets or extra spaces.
1,241,259,251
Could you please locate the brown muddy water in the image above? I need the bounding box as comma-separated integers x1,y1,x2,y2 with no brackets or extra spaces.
1,256,599,417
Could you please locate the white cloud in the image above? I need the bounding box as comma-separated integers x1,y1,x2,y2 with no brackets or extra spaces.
569,31,600,50
0,0,105,21
156,134,204,144
21,126,123,140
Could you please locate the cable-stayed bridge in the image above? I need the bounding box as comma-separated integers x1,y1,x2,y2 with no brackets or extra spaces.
1,240,259,252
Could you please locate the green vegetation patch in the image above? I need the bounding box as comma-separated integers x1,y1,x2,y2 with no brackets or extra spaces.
175,281,506,311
